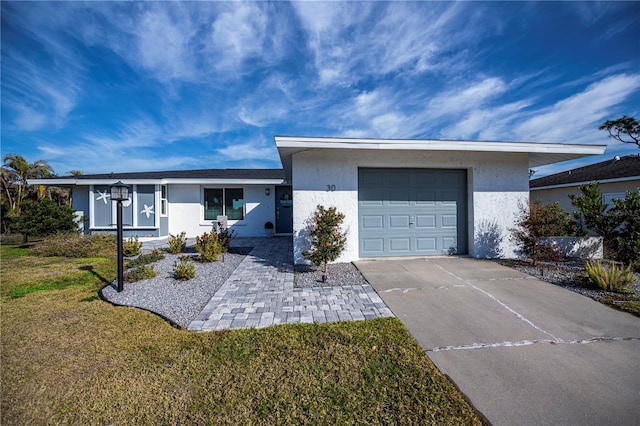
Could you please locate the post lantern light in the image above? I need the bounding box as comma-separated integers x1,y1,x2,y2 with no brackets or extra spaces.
110,181,129,292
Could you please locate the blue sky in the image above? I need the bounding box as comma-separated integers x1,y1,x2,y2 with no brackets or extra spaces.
2,1,639,178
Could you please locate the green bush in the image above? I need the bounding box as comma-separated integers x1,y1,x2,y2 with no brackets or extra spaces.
195,231,225,262
510,200,571,265
122,236,142,257
217,228,235,251
571,184,640,270
12,198,78,238
585,260,636,292
174,256,196,280
31,233,116,258
126,249,165,269
168,232,187,254
123,265,156,283
609,191,640,271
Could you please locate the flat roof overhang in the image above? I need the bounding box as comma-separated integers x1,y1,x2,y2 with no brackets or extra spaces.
27,178,286,186
275,136,607,175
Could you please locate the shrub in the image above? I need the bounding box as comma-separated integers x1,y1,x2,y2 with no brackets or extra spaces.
609,191,640,271
510,200,571,265
31,233,116,258
126,249,165,269
570,182,618,239
585,260,636,292
303,205,347,282
122,236,142,257
168,232,187,254
571,184,640,270
195,231,225,262
123,265,156,283
217,228,235,251
12,198,78,238
174,256,196,280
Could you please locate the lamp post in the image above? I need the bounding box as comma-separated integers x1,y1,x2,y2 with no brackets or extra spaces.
110,181,129,292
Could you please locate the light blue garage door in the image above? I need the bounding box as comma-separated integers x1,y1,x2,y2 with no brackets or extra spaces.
358,168,467,257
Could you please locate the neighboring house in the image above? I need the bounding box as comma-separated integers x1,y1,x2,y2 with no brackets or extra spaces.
530,154,640,214
30,136,605,263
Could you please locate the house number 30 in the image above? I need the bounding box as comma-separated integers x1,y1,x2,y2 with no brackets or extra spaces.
326,184,336,192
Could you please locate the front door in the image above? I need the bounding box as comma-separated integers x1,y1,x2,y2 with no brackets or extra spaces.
275,186,293,234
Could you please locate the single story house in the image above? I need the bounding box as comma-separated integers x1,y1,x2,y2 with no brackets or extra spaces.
530,154,640,214
31,136,605,263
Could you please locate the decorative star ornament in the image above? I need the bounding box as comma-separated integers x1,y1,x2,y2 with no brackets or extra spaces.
96,189,110,204
140,204,154,218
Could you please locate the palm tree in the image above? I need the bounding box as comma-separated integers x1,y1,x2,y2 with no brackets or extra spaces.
1,154,54,214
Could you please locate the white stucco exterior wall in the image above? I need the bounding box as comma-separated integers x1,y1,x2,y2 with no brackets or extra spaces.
167,184,277,238
291,149,529,264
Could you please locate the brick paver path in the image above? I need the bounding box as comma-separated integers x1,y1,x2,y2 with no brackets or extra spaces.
188,237,393,331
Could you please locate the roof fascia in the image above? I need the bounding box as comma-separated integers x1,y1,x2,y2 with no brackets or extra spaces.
530,176,640,191
275,136,606,155
28,178,286,186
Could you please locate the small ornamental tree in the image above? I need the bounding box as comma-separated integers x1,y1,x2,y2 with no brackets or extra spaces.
510,200,572,265
303,205,348,282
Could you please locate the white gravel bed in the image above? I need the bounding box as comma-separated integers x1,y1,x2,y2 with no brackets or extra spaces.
294,262,370,288
494,259,640,301
100,251,246,328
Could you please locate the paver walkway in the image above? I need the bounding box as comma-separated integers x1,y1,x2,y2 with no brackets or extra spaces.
187,237,393,331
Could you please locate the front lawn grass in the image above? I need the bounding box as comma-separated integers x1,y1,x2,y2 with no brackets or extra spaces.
1,245,481,425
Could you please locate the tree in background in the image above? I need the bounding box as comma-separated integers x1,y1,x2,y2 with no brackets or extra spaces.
571,182,640,271
1,154,53,214
599,116,639,149
569,182,617,240
609,192,640,270
303,205,348,282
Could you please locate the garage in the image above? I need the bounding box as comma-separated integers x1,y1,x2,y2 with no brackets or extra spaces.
358,168,467,257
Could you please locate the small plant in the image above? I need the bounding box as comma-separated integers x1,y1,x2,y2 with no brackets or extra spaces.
585,260,636,292
126,249,165,269
217,228,235,251
303,205,348,283
195,231,225,262
122,236,142,257
168,232,187,254
174,256,196,280
123,265,156,283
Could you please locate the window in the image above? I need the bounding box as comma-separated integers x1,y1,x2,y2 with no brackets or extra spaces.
161,185,168,216
225,188,244,220
204,188,244,221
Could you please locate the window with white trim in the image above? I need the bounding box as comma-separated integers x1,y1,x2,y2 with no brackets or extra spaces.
203,188,244,221
161,185,168,216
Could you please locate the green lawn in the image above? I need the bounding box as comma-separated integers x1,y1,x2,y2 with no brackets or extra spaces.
1,244,481,425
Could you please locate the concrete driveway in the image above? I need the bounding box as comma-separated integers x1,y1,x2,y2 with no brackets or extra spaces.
355,257,640,426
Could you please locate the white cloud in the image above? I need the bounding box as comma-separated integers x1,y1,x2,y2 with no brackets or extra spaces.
427,77,508,118
13,105,48,132
208,3,269,72
135,8,197,82
217,140,279,163
2,51,81,131
515,74,640,143
442,100,531,141
292,2,478,86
